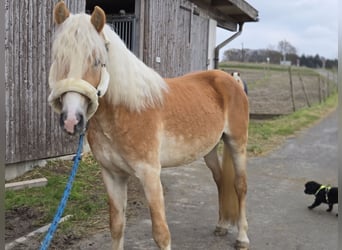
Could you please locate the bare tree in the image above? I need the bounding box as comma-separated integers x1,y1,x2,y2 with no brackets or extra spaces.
278,39,297,61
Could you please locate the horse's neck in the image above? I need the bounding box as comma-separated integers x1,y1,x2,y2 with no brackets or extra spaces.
103,26,168,112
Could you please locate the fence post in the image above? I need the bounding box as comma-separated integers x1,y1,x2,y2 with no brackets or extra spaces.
288,66,296,112
298,72,311,107
318,76,322,103
326,72,330,97
322,78,326,102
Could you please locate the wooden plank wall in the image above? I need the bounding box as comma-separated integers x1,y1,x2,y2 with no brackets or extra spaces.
190,14,209,71
5,0,85,164
144,0,209,77
5,0,210,164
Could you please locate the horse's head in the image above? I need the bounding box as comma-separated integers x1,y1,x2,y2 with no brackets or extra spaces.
231,72,242,84
231,72,248,95
48,2,109,135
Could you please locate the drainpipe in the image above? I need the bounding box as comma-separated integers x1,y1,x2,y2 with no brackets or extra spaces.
214,22,244,69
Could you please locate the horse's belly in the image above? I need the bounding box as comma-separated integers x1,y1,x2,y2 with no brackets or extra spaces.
159,133,220,167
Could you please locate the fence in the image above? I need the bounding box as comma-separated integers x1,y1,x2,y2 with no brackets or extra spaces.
222,65,338,117
288,67,337,112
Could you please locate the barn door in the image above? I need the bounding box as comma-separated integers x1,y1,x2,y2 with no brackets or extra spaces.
190,14,209,71
173,5,209,76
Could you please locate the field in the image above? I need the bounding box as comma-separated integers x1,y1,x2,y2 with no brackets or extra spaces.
221,62,337,116
5,63,338,249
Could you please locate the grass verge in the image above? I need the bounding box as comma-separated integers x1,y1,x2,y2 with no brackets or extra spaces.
5,154,109,242
247,92,337,156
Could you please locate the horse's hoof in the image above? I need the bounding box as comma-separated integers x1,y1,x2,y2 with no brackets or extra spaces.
214,226,228,236
235,240,249,250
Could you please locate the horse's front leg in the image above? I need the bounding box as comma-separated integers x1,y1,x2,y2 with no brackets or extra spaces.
136,163,171,250
101,167,128,250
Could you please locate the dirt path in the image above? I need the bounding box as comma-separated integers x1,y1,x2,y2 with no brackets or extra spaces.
66,110,337,250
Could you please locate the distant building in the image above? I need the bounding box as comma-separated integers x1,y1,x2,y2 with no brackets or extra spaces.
280,60,292,66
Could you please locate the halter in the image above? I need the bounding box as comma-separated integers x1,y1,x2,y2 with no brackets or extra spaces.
48,32,110,120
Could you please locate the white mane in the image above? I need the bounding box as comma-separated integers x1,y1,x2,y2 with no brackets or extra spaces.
102,25,168,111
49,12,168,112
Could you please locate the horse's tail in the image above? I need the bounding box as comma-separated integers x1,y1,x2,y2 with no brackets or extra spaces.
220,143,239,224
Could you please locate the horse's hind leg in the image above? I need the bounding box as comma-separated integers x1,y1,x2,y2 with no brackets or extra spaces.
135,163,171,250
101,168,128,250
223,135,249,249
204,145,230,235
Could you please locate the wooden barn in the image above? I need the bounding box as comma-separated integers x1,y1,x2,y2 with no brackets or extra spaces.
5,0,258,179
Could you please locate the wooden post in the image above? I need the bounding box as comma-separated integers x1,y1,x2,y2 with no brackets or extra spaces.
288,66,296,112
322,78,326,102
318,76,322,103
326,72,330,97
298,72,311,107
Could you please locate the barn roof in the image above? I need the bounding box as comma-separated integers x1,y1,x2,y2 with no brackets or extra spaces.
86,0,258,31
189,0,258,31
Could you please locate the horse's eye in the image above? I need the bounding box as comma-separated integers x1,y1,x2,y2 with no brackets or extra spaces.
94,59,100,67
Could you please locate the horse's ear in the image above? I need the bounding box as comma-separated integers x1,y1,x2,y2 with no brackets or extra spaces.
53,1,70,24
91,6,106,33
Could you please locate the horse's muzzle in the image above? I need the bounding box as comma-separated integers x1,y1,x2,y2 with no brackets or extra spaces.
60,111,86,135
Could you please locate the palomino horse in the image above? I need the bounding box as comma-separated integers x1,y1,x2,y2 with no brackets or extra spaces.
231,72,248,95
48,2,249,250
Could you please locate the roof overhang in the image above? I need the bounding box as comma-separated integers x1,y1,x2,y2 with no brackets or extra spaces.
189,0,258,31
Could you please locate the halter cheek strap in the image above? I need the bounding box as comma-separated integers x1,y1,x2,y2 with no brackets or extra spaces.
96,66,109,97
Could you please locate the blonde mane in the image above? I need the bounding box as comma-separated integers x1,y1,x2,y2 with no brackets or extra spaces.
102,25,168,111
49,13,108,85
49,12,168,112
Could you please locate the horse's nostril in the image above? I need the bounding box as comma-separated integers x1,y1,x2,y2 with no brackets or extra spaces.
59,111,85,135
60,112,67,128
76,113,85,131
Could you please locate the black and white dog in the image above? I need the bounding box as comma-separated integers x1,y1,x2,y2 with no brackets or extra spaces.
304,181,338,216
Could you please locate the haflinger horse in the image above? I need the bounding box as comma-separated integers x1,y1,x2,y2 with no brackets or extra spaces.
231,72,248,95
48,2,249,250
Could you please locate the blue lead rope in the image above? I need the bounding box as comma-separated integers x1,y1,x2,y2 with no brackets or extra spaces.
40,133,85,250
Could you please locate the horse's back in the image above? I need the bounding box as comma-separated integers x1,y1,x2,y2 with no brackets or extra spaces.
158,70,247,167
165,69,246,104
162,70,238,128
163,69,248,125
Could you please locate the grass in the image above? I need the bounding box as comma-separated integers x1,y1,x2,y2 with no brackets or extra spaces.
247,92,337,156
5,154,109,238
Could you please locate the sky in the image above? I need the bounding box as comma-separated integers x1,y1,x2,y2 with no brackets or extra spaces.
216,0,338,60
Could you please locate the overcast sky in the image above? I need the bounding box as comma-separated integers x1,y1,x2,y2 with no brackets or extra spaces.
216,0,338,60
